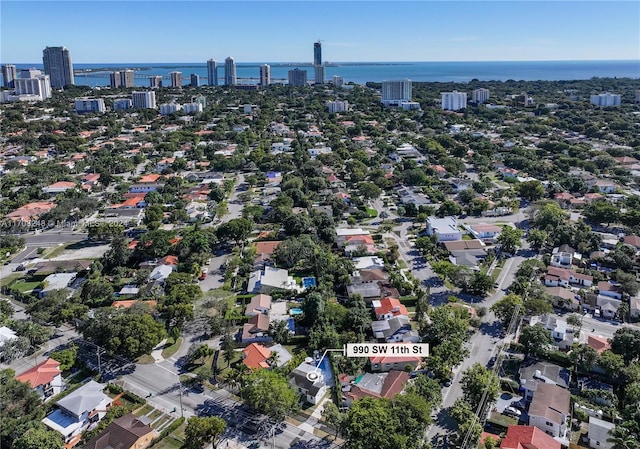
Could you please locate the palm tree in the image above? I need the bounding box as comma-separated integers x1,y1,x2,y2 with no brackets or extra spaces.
267,351,280,368
607,427,640,449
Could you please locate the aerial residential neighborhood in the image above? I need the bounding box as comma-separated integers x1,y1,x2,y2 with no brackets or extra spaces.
1,11,640,449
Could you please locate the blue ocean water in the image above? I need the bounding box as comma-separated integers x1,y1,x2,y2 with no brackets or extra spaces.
5,60,640,87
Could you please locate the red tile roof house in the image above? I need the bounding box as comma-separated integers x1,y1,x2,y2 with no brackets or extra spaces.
623,235,640,250
242,343,272,369
5,201,57,222
342,370,410,407
373,297,409,320
253,240,282,267
15,358,63,401
42,181,77,194
500,425,561,449
369,354,421,372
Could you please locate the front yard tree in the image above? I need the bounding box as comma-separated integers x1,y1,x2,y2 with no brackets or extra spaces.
490,293,523,327
184,416,226,449
216,218,253,245
466,272,494,297
527,229,548,251
460,363,500,411
570,344,599,374
0,369,46,447
610,328,640,366
357,181,382,202
497,226,523,254
321,401,344,438
241,369,298,420
519,323,554,357
517,180,546,202
12,424,63,449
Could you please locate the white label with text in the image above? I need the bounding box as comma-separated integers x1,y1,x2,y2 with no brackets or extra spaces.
345,343,429,357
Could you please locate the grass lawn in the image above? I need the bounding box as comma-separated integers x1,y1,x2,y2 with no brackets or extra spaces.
150,422,187,449
491,267,502,281
137,354,155,365
1,273,23,287
148,409,163,420
461,234,472,240
11,280,41,293
161,338,182,359
366,208,378,218
204,289,234,299
42,244,68,259
133,404,154,416
396,259,407,269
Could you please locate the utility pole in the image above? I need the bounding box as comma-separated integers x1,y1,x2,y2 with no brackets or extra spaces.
178,376,184,418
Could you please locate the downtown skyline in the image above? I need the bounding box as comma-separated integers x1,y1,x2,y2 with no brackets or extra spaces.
1,1,639,64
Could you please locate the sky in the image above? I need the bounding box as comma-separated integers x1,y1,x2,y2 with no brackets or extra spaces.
1,1,639,63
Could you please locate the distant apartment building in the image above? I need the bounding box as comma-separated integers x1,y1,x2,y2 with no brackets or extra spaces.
120,70,135,88
590,92,621,107
314,65,326,84
326,100,349,113
182,102,203,114
207,59,218,86
190,73,199,87
2,64,17,88
149,75,163,88
314,41,322,66
169,71,182,88
332,75,344,87
132,91,156,109
109,71,121,88
160,103,181,115
441,91,468,111
14,75,52,100
113,98,132,110
260,64,271,87
288,68,307,86
74,98,106,113
42,46,74,88
472,88,490,104
381,79,412,105
21,68,42,78
225,57,237,86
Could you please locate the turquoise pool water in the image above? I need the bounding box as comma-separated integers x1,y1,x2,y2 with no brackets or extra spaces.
290,308,303,315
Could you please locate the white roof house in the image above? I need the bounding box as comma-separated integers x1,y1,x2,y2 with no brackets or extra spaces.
426,216,462,241
150,264,176,282
588,417,615,449
247,267,300,294
43,380,111,442
39,272,77,298
0,326,18,346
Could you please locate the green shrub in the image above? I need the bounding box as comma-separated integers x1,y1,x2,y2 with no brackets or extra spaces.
546,350,572,367
150,417,185,446
122,390,146,405
107,383,123,394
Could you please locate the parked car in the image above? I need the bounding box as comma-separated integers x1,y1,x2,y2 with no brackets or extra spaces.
503,406,521,418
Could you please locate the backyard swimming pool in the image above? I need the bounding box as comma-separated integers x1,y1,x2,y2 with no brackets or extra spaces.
290,308,303,315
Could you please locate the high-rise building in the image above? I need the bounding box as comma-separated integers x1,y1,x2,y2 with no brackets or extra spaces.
260,64,271,87
42,46,74,88
314,41,322,66
132,91,157,109
182,102,203,114
590,92,621,107
14,75,52,100
288,69,307,86
2,64,17,88
110,71,121,88
441,91,468,111
332,75,344,88
190,74,199,87
314,65,325,84
149,76,163,88
225,57,237,86
169,71,183,88
113,99,132,111
20,68,42,79
120,70,135,88
192,94,207,108
472,88,490,104
74,98,106,113
326,100,349,113
160,103,182,115
381,79,412,105
207,59,218,86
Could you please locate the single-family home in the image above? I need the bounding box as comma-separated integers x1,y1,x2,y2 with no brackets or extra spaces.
371,315,420,343
39,272,77,298
336,228,371,247
253,241,282,267
536,315,574,350
244,294,272,316
587,334,611,354
630,295,640,320
544,267,592,288
247,267,300,294
289,360,328,405
42,380,111,443
449,249,487,270
597,281,623,299
426,216,462,241
596,295,622,319
519,361,570,401
242,343,273,370
623,235,640,251
81,413,156,449
546,287,579,310
442,240,485,252
351,269,389,285
550,245,577,268
373,297,408,320
129,183,164,194
588,416,615,449
342,370,410,407
15,358,63,401
241,314,271,344
528,383,570,439
554,192,575,209
42,181,77,194
0,326,19,360
499,425,561,449
346,282,382,302
343,234,376,256
149,264,176,284
467,223,502,242
369,354,421,373
5,201,56,222
352,256,385,270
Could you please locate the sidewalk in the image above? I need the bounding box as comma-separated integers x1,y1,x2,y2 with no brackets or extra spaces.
150,339,167,363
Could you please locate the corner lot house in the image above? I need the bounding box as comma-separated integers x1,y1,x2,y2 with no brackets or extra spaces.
43,380,111,443
15,358,63,401
289,360,328,405
426,216,462,241
81,413,156,449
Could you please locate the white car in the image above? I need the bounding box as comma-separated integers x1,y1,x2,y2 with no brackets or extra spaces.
503,407,522,418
